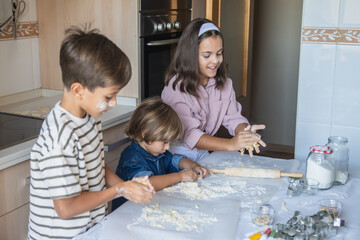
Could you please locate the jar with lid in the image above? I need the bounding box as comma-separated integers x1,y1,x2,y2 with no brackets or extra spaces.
306,145,334,190
326,136,349,185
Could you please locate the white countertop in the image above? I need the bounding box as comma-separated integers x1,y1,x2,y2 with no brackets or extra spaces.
0,89,137,170
73,152,360,240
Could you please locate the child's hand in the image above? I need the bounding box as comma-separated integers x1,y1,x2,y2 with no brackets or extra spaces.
230,131,259,152
180,169,199,182
115,180,154,204
192,166,210,178
230,127,266,157
132,176,155,194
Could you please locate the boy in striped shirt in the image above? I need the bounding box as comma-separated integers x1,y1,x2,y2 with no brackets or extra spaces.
28,26,154,240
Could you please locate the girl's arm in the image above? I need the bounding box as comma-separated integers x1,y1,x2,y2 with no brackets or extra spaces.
195,131,257,151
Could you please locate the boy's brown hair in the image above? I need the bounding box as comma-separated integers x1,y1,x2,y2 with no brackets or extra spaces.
60,25,131,91
126,96,183,144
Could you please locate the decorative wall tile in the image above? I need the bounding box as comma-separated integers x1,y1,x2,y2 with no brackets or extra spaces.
302,27,360,44
338,29,360,44
0,22,38,41
302,28,341,43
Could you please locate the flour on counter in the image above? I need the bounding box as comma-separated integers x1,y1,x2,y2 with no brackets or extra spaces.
163,181,238,200
127,204,217,232
163,178,268,209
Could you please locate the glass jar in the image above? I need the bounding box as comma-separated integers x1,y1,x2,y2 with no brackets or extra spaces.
306,145,334,190
326,136,349,185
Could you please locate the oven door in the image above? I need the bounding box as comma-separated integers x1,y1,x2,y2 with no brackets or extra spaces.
141,33,180,100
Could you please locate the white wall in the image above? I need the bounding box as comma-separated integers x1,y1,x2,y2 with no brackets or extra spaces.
0,0,40,97
295,0,360,174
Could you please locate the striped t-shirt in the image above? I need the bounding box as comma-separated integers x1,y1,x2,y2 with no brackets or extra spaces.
28,102,107,240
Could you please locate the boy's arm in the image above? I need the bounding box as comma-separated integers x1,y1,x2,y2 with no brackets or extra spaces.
179,158,210,178
149,173,185,191
53,179,153,219
105,164,123,187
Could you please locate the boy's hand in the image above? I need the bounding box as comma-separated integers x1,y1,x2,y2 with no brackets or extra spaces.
192,166,210,178
132,176,155,194
180,169,199,182
115,180,154,204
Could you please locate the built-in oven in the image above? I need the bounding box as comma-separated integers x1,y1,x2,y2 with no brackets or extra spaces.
139,0,192,100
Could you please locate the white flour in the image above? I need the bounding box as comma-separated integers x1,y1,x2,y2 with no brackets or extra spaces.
306,157,334,189
127,204,218,232
163,178,268,209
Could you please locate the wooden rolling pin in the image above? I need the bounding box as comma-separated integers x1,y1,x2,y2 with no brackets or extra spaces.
210,167,303,179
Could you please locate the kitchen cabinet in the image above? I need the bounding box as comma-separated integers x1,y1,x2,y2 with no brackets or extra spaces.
0,160,30,240
37,0,139,98
0,121,130,239
102,121,130,173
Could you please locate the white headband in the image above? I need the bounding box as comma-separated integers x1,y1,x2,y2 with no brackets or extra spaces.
198,23,220,36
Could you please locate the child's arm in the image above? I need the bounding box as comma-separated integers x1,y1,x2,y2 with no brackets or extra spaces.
178,157,210,178
149,172,190,191
149,158,209,191
105,164,123,187
53,177,153,219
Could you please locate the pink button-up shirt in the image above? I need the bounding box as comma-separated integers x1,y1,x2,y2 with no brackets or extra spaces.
161,76,249,150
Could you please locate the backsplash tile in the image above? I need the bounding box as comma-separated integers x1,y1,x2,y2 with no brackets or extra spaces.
0,0,39,97
339,0,360,27
0,22,38,41
302,27,360,45
295,122,331,161
297,44,336,124
0,38,39,97
296,0,360,168
303,0,340,27
331,125,360,170
332,45,360,128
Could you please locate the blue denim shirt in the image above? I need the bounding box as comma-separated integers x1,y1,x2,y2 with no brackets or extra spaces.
112,140,185,211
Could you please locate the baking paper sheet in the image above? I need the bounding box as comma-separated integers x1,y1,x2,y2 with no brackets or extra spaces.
75,194,241,240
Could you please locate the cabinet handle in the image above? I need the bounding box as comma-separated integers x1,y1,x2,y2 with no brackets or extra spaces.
104,137,130,152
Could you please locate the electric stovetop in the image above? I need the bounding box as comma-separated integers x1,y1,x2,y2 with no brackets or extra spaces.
0,112,44,150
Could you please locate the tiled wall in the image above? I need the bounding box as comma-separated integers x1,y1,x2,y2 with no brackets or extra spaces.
295,0,360,171
0,0,40,97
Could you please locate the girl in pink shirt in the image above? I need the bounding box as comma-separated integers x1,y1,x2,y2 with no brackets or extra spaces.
161,18,266,161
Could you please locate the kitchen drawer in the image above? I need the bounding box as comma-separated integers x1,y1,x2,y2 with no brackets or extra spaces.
102,121,128,147
105,141,130,173
0,160,30,217
0,203,29,240
103,121,130,172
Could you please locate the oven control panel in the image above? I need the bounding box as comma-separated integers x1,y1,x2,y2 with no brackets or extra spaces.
139,10,191,37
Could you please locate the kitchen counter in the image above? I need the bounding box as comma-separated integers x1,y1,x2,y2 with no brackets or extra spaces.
74,151,360,240
0,89,137,170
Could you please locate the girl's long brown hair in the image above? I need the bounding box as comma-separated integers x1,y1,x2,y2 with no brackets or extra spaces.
164,18,227,97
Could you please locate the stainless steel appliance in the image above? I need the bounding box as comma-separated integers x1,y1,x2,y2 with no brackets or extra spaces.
139,0,192,100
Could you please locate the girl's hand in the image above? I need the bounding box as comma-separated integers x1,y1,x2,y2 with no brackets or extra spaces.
247,124,266,156
229,130,259,152
180,169,198,182
114,180,154,204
